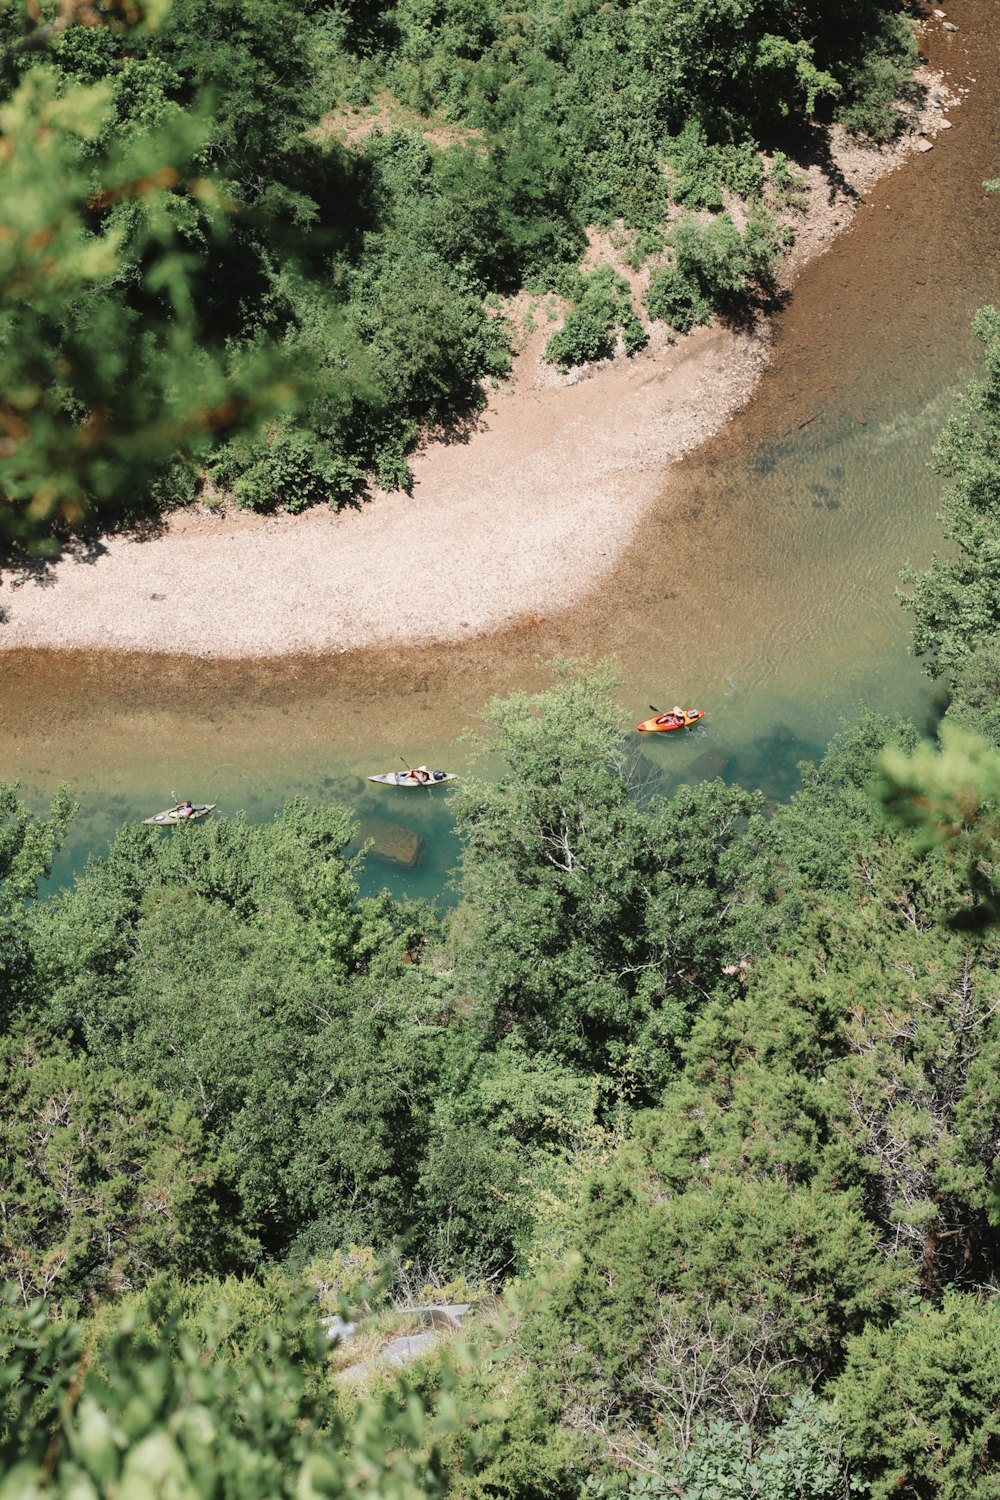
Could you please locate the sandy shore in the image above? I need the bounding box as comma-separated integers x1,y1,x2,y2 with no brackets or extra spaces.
0,59,957,660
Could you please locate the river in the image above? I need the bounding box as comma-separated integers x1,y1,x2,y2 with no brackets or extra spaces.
3,1,998,899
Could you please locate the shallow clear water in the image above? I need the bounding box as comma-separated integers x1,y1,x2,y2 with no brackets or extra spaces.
7,3,1000,899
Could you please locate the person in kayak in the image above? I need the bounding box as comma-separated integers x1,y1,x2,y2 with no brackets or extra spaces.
410,766,431,784
174,799,195,817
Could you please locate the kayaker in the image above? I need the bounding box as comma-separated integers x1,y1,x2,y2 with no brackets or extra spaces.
175,799,195,818
411,766,431,784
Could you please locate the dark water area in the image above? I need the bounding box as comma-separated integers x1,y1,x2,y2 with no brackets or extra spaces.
5,0,1000,899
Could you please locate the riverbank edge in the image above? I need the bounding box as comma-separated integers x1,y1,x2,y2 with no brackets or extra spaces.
0,46,960,661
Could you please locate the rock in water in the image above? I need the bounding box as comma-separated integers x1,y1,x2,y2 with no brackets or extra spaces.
358,816,423,868
691,748,732,781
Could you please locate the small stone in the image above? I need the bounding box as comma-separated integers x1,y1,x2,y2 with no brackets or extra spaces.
942,20,958,30
938,118,952,128
932,6,945,14
915,138,934,153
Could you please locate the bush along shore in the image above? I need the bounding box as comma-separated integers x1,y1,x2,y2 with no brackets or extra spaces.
5,653,1000,1498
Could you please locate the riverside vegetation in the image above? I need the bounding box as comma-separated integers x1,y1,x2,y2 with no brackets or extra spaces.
5,643,1000,1497
0,0,920,541
3,296,1000,1496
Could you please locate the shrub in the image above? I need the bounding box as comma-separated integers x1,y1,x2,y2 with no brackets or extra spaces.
544,265,646,370
667,211,785,315
835,1295,1000,1500
644,265,710,334
664,121,725,211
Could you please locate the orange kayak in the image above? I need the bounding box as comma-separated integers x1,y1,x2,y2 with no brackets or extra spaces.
637,707,704,733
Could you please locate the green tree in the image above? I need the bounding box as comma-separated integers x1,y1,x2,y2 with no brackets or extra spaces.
450,663,763,1090
835,1294,1000,1500
521,1168,901,1464
544,265,646,370
900,306,1000,678
0,47,293,540
28,802,456,1258
0,780,75,1024
946,638,1000,747
0,1034,239,1314
0,1283,464,1500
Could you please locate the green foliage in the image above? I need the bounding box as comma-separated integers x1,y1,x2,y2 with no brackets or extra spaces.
0,781,76,910
0,52,295,541
753,33,840,118
228,426,357,513
0,1286,84,1459
664,124,765,212
544,266,645,370
835,1295,1000,1499
523,1168,901,1450
671,211,785,308
0,781,76,1023
25,801,459,1258
646,210,785,331
0,1285,463,1500
833,11,918,142
675,1397,856,1500
613,1395,856,1499
0,1034,240,1314
7,678,1000,1494
874,722,1000,931
417,1035,592,1267
647,730,1000,1297
946,638,1000,746
765,708,921,925
450,662,764,1089
900,306,1000,678
644,265,711,336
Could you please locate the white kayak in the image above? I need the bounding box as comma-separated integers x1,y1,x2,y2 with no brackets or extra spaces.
143,803,216,826
368,769,456,788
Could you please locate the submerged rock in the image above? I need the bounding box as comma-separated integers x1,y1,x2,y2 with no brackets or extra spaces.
358,816,423,868
691,748,732,782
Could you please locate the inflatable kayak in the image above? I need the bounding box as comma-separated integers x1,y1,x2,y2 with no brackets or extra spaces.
143,803,216,825
369,769,456,788
636,707,704,734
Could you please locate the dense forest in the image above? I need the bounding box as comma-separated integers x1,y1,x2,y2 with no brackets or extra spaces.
4,645,1000,1498
0,0,919,539
5,295,1000,1493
